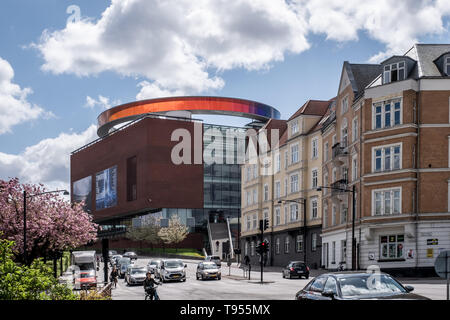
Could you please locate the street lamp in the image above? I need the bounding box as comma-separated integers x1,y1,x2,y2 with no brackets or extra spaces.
278,198,307,264
317,184,356,270
23,189,69,266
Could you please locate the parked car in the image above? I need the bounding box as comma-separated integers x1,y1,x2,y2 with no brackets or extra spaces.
205,255,221,267
125,266,148,286
123,251,138,260
196,262,221,280
294,272,430,300
282,261,309,279
147,259,161,275
117,257,132,278
160,259,187,282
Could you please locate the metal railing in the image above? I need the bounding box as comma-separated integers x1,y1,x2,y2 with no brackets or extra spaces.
332,142,348,159
331,179,348,196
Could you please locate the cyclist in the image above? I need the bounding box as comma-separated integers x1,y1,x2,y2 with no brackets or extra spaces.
143,272,161,300
110,266,119,288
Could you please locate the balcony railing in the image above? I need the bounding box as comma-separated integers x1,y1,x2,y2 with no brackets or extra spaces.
331,179,348,196
332,141,348,160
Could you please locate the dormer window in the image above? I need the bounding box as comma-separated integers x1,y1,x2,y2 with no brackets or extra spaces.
383,61,406,84
291,120,299,136
445,57,450,76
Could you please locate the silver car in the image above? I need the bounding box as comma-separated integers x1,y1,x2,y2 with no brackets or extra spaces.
196,262,221,280
160,259,187,282
205,255,221,267
125,266,147,285
147,259,161,275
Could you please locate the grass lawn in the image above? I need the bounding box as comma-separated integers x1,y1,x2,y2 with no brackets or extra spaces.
114,247,204,258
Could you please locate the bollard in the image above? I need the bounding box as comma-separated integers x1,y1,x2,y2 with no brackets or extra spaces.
248,264,251,280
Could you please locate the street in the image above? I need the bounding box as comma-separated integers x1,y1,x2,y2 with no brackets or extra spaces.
107,257,449,300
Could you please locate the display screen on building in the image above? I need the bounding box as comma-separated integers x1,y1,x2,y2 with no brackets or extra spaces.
72,176,92,211
96,165,117,210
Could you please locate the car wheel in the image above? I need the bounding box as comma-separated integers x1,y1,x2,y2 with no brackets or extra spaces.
282,272,285,279
196,273,199,280
218,276,221,280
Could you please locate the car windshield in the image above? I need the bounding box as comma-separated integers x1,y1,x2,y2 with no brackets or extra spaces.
292,263,305,268
338,274,406,297
78,263,94,270
149,261,159,266
131,269,146,274
125,252,135,255
165,261,183,268
203,264,217,269
119,258,131,264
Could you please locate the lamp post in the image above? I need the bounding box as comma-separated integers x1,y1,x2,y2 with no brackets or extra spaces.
278,199,307,264
317,184,356,270
23,189,69,266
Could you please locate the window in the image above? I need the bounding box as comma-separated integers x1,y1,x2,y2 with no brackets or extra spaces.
311,198,318,219
341,118,348,148
332,241,336,264
323,203,328,228
252,213,257,229
332,134,337,146
126,156,137,202
276,238,280,254
312,169,318,188
285,151,288,169
311,233,317,251
263,210,269,227
246,166,251,182
341,240,347,263
373,100,402,129
275,181,281,199
312,138,319,159
296,235,303,252
373,188,401,216
263,184,269,201
342,166,348,182
352,117,358,142
251,241,255,256
284,177,288,196
275,153,281,173
275,207,281,226
352,155,358,181
324,277,338,295
445,57,450,75
383,61,406,84
332,167,337,183
332,205,336,226
284,206,289,224
246,191,251,206
340,205,347,224
323,172,328,195
291,144,299,164
291,120,299,136
373,144,401,172
285,236,290,253
253,188,258,204
244,242,248,256
310,277,327,293
380,234,404,260
324,142,329,161
246,215,251,231
290,174,299,193
341,96,349,114
290,203,299,221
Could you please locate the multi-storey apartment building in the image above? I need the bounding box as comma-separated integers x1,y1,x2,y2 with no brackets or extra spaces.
241,100,332,268
321,44,450,276
321,62,382,271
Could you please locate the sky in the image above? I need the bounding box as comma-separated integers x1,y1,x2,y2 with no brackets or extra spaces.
1,0,450,191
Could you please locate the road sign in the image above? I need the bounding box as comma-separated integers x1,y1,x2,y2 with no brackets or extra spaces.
434,250,450,300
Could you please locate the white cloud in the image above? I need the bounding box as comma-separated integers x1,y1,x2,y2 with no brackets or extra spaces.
85,95,121,110
0,125,98,191
33,0,309,96
136,81,185,100
0,56,51,134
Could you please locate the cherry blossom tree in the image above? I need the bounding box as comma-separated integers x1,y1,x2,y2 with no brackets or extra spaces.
0,178,97,264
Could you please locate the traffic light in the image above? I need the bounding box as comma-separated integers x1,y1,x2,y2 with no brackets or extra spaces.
263,219,269,231
261,240,269,253
259,219,269,231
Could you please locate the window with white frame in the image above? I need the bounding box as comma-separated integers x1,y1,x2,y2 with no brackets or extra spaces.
324,141,329,161
263,184,269,201
380,234,404,260
332,167,337,183
290,203,299,221
285,151,288,169
246,215,251,231
284,236,290,253
275,207,281,226
342,166,348,182
284,177,288,196
323,172,329,195
275,181,281,199
352,155,358,181
263,209,269,226
291,144,299,164
296,235,303,252
373,99,402,129
290,174,299,193
373,144,401,172
373,188,401,216
323,203,328,228
253,188,258,204
341,96,349,114
311,233,317,251
312,169,318,188
341,240,347,263
252,213,257,229
284,206,289,224
352,117,358,142
253,164,258,179
311,198,318,219
383,61,406,84
312,138,319,159
332,134,337,146
341,118,348,148
246,166,251,182
291,120,299,136
445,56,450,76
332,205,337,226
276,238,280,254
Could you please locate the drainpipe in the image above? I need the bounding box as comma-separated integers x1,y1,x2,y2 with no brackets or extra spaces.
415,83,420,271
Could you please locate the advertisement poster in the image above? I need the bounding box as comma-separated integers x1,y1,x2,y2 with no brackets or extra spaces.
96,165,117,210
72,176,92,212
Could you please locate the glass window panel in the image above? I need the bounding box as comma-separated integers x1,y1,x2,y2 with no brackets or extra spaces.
375,192,382,215
399,62,405,68
384,104,391,127
389,244,396,258
381,236,388,243
384,147,391,170
384,191,391,214
381,244,388,258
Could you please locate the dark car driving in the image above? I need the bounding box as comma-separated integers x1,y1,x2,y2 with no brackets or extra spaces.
282,261,309,279
123,251,138,260
295,272,430,300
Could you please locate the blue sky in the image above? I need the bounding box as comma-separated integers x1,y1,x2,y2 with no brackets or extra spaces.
1,0,450,190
